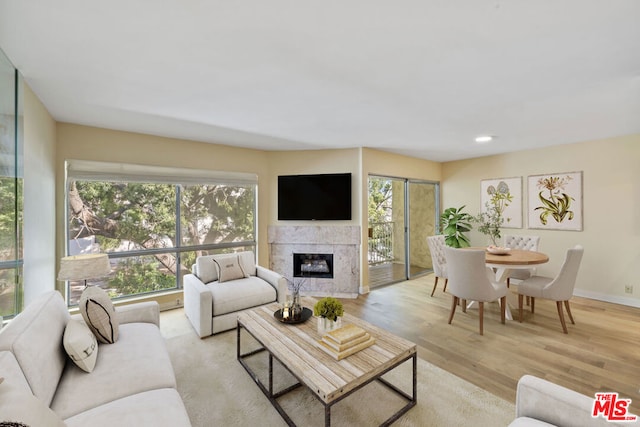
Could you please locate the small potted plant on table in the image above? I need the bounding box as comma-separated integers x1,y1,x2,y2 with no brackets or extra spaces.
313,297,344,334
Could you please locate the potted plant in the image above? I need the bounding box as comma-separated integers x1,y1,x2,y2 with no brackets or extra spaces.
313,297,344,334
440,205,473,248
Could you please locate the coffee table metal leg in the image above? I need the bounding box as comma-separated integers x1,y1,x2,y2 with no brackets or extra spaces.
325,404,331,427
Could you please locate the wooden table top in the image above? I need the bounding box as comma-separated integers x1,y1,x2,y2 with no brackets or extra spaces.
471,247,549,266
237,298,416,404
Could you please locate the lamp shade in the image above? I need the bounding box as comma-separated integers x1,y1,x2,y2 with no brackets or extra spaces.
57,254,111,281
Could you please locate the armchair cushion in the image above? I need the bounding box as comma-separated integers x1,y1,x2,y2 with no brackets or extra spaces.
210,276,277,316
213,255,249,283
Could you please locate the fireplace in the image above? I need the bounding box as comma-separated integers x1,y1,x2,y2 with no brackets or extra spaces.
293,253,333,279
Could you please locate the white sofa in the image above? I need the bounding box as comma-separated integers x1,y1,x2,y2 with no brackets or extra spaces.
510,375,634,426
184,251,287,337
0,290,191,427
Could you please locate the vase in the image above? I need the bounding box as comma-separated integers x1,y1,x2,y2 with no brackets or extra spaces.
291,290,302,321
317,316,342,335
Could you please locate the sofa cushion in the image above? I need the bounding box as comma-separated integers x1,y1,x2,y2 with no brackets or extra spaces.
0,379,66,427
51,322,177,419
213,255,249,283
63,319,98,373
0,291,70,406
63,388,191,427
209,276,277,316
79,286,119,344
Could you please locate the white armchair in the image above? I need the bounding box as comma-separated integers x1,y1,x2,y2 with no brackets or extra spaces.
183,251,287,337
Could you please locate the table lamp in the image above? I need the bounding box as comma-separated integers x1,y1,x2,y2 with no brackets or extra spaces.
57,253,111,287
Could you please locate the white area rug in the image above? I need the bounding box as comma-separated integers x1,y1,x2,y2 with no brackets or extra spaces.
162,310,514,426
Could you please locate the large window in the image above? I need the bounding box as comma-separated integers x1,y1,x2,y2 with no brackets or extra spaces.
0,48,23,319
64,161,256,306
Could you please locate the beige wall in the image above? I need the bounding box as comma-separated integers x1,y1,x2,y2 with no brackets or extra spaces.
442,135,640,306
266,148,362,226
23,83,57,304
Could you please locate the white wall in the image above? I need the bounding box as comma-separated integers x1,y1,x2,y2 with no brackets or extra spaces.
442,135,640,307
22,83,57,304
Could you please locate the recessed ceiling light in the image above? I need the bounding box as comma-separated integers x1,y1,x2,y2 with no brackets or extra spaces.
475,135,494,143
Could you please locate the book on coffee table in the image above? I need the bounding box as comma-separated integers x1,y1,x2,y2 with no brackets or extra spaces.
324,324,367,344
317,324,375,360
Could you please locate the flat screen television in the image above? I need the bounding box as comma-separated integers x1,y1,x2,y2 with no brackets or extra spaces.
278,173,352,220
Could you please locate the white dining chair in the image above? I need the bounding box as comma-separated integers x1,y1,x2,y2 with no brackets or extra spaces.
445,247,507,335
426,235,448,297
503,235,541,287
517,245,584,334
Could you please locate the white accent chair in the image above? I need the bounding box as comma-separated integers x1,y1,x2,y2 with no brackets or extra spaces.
503,235,541,287
426,235,448,297
445,247,508,335
183,251,287,337
509,375,623,426
518,245,584,334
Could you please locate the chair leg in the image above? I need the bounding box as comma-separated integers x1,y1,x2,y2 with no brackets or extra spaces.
556,301,568,333
530,297,535,314
500,296,506,324
506,278,510,288
518,294,524,323
448,296,458,324
564,300,575,324
443,278,448,293
461,299,467,313
431,276,439,297
478,302,484,335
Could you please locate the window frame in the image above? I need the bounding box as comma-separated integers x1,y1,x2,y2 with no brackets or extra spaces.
63,160,258,306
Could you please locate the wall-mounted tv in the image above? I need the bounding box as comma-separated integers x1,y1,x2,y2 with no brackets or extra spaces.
278,173,352,220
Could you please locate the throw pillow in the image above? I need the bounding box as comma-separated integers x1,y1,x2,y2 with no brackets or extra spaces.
63,319,98,373
213,255,248,283
79,286,119,344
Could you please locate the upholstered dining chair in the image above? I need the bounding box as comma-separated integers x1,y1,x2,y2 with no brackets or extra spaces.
517,245,584,334
503,235,541,287
427,235,448,297
444,247,507,335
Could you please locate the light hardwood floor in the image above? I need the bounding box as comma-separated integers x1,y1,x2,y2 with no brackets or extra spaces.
340,274,640,414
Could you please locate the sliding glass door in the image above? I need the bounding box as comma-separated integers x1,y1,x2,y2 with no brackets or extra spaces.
367,175,439,288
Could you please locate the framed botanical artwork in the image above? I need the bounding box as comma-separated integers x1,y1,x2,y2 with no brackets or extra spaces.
480,177,523,229
527,171,583,231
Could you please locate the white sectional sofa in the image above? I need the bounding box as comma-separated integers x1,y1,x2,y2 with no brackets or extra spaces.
510,375,634,427
0,290,191,427
183,251,287,337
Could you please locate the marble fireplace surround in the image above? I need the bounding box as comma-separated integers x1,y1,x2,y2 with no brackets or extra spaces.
268,225,361,298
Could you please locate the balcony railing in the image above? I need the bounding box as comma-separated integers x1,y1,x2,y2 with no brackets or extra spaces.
368,221,394,265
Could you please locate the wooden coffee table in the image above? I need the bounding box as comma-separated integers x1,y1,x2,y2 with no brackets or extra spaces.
237,299,417,427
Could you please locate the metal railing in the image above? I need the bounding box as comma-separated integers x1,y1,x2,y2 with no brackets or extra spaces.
368,221,394,265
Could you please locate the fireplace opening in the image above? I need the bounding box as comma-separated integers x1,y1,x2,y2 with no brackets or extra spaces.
293,253,333,279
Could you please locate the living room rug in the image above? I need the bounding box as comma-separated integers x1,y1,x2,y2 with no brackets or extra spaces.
162,310,514,426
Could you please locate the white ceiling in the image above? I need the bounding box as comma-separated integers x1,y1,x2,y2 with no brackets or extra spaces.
1,1,639,162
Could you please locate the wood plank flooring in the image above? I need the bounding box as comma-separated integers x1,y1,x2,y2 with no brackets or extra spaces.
341,274,640,414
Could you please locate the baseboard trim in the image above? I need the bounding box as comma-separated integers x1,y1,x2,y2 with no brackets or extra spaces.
574,289,640,308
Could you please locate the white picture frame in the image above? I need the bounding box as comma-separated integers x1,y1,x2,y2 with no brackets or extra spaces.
480,176,523,229
527,171,583,231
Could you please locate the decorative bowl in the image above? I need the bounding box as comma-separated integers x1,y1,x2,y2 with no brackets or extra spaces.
486,246,511,255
